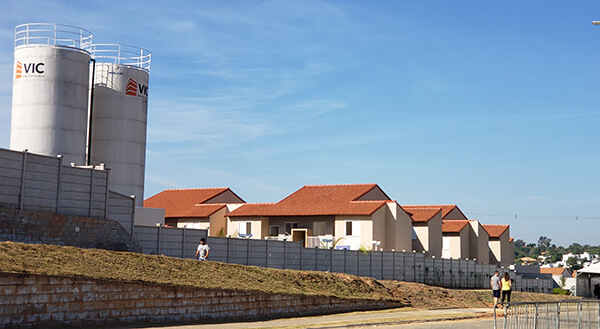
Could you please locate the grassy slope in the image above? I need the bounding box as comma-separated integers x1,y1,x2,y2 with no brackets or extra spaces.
0,241,397,301
0,242,577,309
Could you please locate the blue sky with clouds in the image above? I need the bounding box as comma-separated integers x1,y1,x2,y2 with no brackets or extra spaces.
1,1,599,246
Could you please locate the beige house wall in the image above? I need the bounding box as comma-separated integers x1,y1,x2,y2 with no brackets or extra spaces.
460,228,469,258
205,190,245,204
387,203,412,252
489,239,501,265
175,219,209,230
268,216,335,236
227,216,266,239
356,187,389,201
208,207,228,236
444,208,467,220
412,224,428,254
371,207,387,250
499,231,512,266
428,213,442,258
334,216,373,250
442,228,469,259
488,230,512,266
468,220,489,264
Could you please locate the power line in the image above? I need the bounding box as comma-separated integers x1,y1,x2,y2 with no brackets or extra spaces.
467,212,600,221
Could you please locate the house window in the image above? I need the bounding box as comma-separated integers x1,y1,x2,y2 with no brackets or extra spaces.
285,222,298,235
443,236,450,252
345,221,353,236
313,222,326,235
239,221,252,236
269,225,279,236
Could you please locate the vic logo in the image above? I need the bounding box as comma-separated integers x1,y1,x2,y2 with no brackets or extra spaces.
125,78,148,97
15,61,45,79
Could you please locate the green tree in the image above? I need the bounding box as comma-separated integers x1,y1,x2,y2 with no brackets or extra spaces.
538,236,552,252
566,256,583,271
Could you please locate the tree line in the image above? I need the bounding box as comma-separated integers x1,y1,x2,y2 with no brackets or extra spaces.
514,236,600,270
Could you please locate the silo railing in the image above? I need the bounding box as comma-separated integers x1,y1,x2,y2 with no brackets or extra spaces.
87,44,151,72
15,23,92,50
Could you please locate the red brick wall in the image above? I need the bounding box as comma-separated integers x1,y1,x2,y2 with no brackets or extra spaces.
0,272,402,328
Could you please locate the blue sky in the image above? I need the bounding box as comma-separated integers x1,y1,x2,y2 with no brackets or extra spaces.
1,1,599,247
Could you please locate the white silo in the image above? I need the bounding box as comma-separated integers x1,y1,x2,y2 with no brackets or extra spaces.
88,44,151,205
10,23,93,165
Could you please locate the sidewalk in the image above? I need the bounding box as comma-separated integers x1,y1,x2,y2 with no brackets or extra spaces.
126,307,494,329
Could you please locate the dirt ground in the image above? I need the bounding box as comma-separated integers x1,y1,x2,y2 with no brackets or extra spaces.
381,280,579,309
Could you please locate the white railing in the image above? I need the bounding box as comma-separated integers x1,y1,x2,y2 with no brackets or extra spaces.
87,44,151,72
15,23,92,49
495,300,600,329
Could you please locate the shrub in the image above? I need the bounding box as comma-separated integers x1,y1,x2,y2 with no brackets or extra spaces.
553,288,570,295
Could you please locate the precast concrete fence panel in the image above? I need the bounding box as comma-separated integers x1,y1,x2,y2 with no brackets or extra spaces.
0,148,135,233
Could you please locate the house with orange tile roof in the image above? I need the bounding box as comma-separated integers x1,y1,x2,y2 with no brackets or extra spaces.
540,267,574,289
441,220,470,259
226,184,413,251
482,224,512,266
143,188,245,236
402,206,443,258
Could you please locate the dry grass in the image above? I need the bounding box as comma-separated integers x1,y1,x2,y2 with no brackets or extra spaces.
0,241,579,309
0,241,397,301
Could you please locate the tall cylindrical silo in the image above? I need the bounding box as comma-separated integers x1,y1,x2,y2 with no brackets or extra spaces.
89,44,151,206
10,23,92,165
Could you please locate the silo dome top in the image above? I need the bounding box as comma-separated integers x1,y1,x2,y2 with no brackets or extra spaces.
88,44,151,72
15,23,92,51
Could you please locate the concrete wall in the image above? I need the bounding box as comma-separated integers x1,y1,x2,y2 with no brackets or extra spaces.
133,226,207,258
0,148,135,232
0,272,400,329
0,207,141,252
134,207,165,226
207,237,506,289
200,236,553,293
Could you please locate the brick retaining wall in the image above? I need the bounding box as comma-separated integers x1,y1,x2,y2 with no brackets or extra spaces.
0,272,403,328
0,207,141,252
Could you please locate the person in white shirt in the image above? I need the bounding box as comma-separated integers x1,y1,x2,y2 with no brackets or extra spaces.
195,238,210,261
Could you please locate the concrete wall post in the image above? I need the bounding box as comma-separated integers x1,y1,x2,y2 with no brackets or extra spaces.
18,149,28,210
88,167,94,217
55,155,63,213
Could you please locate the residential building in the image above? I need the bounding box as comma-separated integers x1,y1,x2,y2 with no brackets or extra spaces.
441,220,470,259
468,220,490,264
226,184,413,251
143,188,245,236
402,206,442,258
483,224,512,266
540,267,573,289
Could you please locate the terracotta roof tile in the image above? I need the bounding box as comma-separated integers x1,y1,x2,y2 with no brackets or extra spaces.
407,204,468,220
482,224,509,238
144,188,242,218
401,206,442,223
228,184,391,217
540,267,568,276
442,220,469,233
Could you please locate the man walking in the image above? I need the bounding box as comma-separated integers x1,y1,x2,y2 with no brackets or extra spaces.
490,270,501,308
195,238,210,261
